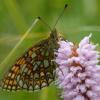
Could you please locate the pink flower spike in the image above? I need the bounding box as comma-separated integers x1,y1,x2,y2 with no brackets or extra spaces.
55,34,100,100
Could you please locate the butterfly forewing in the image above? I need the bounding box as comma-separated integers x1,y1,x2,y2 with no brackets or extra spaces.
1,29,61,91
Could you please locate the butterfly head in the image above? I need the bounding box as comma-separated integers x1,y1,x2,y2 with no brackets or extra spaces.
50,28,62,42
48,28,62,50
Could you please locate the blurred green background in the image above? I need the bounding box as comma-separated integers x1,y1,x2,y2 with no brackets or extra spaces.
0,0,100,100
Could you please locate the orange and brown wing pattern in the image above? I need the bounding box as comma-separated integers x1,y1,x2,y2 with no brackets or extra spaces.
1,39,56,91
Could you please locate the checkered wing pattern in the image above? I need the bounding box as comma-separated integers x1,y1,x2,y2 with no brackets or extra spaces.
1,39,56,91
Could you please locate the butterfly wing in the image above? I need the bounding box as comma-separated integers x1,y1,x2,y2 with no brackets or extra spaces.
1,39,57,91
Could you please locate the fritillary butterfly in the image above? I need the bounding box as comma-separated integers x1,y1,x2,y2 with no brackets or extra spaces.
0,4,67,91
0,29,62,91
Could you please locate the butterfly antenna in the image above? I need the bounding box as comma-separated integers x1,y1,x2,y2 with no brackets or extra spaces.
53,4,68,29
37,16,52,31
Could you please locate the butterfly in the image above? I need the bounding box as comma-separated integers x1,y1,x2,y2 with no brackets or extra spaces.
0,4,67,91
0,28,63,91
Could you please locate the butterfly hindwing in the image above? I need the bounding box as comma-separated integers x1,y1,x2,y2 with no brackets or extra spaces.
1,30,59,91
